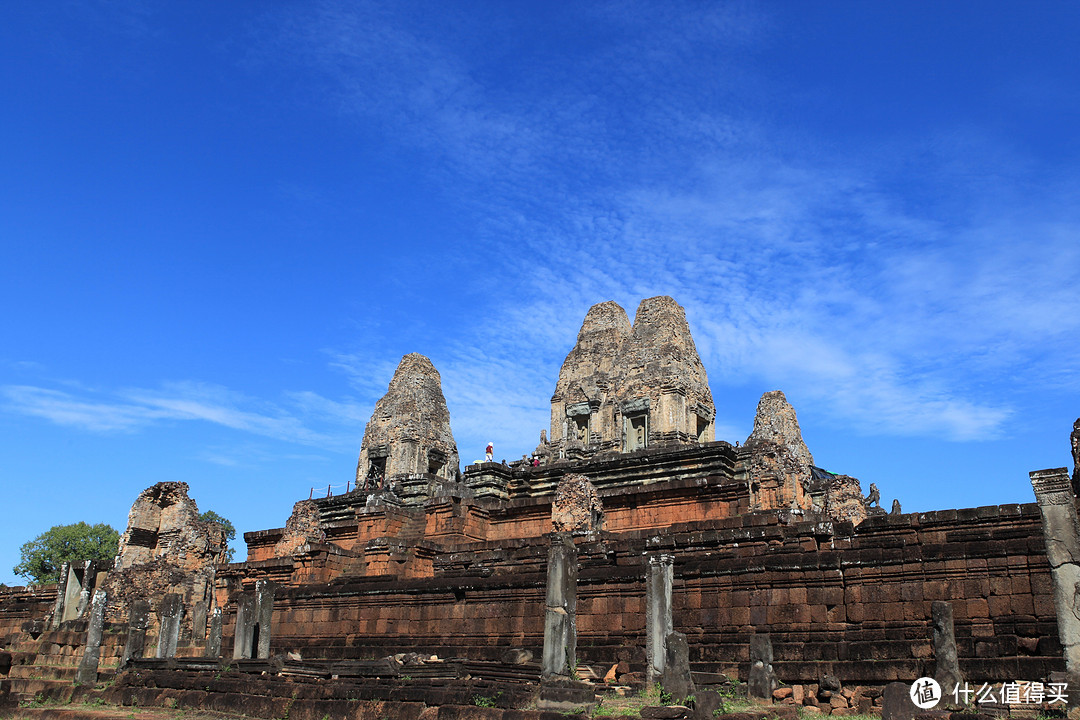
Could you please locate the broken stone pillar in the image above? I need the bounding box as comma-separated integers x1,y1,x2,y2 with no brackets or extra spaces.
1072,419,1080,496
1030,467,1080,705
931,600,962,697
192,600,207,643
747,633,777,699
661,631,695,703
645,553,674,685
205,608,222,658
882,681,919,720
122,599,150,666
541,533,578,679
155,593,183,659
59,563,84,624
48,561,71,629
233,593,255,660
254,580,275,659
75,575,93,619
75,590,106,685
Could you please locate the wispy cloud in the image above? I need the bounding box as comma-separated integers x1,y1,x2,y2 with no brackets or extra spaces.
263,1,1080,452
1,385,176,432
0,381,366,451
16,2,1065,464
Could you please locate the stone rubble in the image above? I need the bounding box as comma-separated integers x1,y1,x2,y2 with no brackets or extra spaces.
550,474,603,534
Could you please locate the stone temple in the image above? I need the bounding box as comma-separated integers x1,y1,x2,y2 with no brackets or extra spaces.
2,295,1079,720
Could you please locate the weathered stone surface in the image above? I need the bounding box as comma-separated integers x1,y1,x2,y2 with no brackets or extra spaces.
744,391,868,524
747,391,814,469
1072,418,1080,496
548,297,715,458
744,392,815,515
747,634,777,699
641,706,690,719
616,297,714,446
552,300,631,434
646,553,674,685
273,500,325,557
551,474,603,534
1030,466,1080,705
818,674,841,696
881,681,918,720
826,473,869,526
101,482,227,639
931,601,962,697
356,353,459,487
537,676,596,712
541,533,578,680
75,590,106,685
156,593,183,659
122,599,150,666
233,593,256,660
254,580,275,660
205,607,222,658
661,631,695,704
501,648,533,664
692,690,724,720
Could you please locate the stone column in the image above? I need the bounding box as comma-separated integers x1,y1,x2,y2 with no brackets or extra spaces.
75,591,107,685
48,562,71,630
122,599,150,666
192,601,208,643
233,594,255,660
541,533,578,679
661,631,695,703
205,608,222,658
931,600,962,697
254,580,276,659
73,560,100,620
155,593,184,659
747,633,777,699
645,553,674,685
1031,467,1080,705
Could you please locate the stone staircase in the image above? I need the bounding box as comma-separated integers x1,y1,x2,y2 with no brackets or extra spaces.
1,627,123,706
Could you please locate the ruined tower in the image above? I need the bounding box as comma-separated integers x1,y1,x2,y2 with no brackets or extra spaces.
549,301,632,455
356,353,460,485
615,296,715,450
742,390,869,524
743,390,817,513
100,482,227,634
547,296,715,459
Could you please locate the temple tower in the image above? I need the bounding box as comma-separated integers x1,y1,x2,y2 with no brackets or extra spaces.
356,353,460,485
547,296,715,458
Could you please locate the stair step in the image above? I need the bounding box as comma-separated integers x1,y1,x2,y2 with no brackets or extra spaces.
9,665,78,680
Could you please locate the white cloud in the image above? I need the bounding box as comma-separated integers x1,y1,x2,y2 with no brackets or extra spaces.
0,381,357,451
1,385,174,432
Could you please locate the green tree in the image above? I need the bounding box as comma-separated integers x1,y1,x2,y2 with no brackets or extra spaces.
199,510,236,563
13,522,120,585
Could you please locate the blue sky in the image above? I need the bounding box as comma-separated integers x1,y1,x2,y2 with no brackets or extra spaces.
2,2,1079,585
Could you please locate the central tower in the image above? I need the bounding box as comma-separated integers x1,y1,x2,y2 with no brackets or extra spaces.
546,296,715,459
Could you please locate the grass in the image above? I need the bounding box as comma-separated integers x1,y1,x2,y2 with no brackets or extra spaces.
590,682,795,720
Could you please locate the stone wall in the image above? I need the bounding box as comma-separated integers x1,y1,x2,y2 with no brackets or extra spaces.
218,499,1059,686
0,585,57,639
